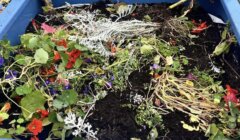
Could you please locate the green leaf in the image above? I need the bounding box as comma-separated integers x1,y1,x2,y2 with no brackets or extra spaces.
52,123,64,138
8,128,15,135
0,128,7,136
42,117,51,126
48,112,58,123
57,46,68,51
228,116,236,123
214,94,222,104
15,125,25,135
15,54,32,65
207,124,229,140
60,90,78,105
16,84,33,95
74,59,83,68
59,52,69,65
153,55,160,64
74,44,88,51
57,63,66,73
0,40,16,59
20,90,46,119
53,90,78,109
53,99,67,109
0,112,9,120
56,113,64,122
228,122,236,129
212,41,230,56
34,48,49,64
9,119,16,124
21,33,34,47
147,127,158,140
17,118,24,124
140,44,154,55
28,37,39,48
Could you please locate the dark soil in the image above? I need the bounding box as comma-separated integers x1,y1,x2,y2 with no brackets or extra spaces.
5,2,240,140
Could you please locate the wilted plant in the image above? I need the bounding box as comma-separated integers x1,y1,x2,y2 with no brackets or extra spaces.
154,72,222,131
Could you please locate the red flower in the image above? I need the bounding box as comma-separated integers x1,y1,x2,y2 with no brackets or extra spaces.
191,21,207,34
54,51,61,61
27,118,43,136
224,85,239,105
66,61,74,69
37,109,49,118
55,39,68,48
69,49,81,58
65,49,81,69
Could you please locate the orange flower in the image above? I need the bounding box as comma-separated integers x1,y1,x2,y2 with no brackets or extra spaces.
191,21,207,34
224,85,239,105
65,49,81,69
27,118,43,136
1,102,11,112
37,109,49,118
55,39,68,48
54,51,61,61
41,65,56,75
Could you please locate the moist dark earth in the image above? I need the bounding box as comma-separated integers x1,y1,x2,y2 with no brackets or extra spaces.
2,2,240,140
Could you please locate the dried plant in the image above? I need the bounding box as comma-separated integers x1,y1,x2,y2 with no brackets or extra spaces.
154,72,221,131
65,10,159,56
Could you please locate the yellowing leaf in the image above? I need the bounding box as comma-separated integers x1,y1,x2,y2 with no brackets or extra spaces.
95,67,105,75
185,80,194,87
179,90,192,100
154,55,161,64
166,56,173,66
181,121,199,131
140,45,154,55
190,115,199,123
189,108,202,115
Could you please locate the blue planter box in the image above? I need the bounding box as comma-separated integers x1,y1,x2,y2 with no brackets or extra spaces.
0,0,240,45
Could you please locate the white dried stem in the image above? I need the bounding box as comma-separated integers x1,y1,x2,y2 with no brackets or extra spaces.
64,112,98,139
65,10,159,56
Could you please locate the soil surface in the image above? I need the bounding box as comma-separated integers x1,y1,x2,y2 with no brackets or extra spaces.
3,2,240,140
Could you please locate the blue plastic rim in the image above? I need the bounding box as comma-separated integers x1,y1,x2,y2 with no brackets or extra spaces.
0,0,240,45
0,0,42,45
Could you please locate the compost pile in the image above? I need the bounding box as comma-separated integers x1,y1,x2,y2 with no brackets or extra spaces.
0,2,240,140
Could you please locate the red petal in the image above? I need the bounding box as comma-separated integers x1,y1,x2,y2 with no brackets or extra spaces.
226,84,238,94
54,51,61,61
224,85,239,106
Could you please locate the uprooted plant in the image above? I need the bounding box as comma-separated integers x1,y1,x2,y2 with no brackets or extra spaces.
154,72,222,131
